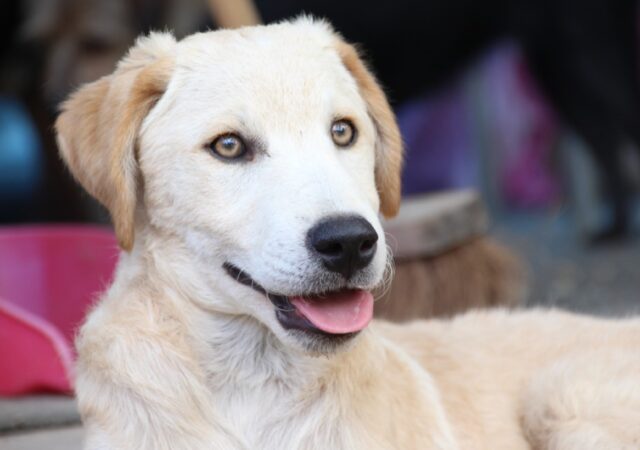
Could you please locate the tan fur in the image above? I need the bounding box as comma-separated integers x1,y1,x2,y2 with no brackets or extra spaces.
335,40,404,218
56,34,175,250
57,21,640,450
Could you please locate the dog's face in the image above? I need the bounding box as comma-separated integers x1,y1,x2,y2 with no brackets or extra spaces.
56,19,403,353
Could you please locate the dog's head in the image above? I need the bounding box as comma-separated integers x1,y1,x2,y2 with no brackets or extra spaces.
56,18,403,353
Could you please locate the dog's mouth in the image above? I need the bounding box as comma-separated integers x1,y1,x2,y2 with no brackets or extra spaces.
223,263,373,337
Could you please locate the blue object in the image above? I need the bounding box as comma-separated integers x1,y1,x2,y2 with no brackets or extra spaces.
0,97,43,202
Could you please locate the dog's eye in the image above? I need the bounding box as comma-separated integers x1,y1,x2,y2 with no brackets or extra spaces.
209,134,247,160
331,119,357,147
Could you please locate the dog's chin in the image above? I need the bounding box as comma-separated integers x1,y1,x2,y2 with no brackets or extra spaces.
284,327,362,356
223,263,376,353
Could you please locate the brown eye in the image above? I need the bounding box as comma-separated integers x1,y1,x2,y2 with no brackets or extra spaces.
209,133,247,159
331,119,356,147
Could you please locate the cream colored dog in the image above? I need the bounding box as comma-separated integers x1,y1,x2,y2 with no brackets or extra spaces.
56,18,640,450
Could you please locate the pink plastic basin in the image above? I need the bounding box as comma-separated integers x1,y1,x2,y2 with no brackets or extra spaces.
0,225,118,396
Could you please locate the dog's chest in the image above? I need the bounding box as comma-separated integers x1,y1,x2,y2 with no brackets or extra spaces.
213,382,357,449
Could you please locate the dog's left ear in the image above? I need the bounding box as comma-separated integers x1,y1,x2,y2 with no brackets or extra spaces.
334,39,404,217
56,33,176,251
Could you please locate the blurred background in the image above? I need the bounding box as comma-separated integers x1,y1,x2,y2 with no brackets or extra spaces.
2,0,639,314
0,1,639,447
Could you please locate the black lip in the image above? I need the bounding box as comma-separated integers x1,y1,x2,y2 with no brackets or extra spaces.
223,262,266,294
223,262,358,338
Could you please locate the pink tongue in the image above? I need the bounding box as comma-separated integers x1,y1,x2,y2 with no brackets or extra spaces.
290,290,374,334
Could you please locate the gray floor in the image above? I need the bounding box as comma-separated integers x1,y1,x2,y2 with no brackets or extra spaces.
1,426,84,450
0,396,82,450
0,396,80,433
494,212,639,316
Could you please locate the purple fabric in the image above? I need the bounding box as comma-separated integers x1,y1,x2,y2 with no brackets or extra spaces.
486,45,560,208
398,87,477,196
397,42,561,209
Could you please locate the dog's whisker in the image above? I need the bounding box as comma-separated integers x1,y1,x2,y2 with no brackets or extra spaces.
384,231,399,256
373,246,396,303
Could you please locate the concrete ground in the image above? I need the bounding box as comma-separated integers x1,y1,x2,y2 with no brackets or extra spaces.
1,213,637,449
0,396,82,449
494,212,640,316
1,426,83,450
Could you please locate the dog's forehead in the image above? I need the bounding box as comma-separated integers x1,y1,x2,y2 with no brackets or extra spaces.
170,22,365,124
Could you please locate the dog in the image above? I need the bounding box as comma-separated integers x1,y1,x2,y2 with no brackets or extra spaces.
56,18,640,449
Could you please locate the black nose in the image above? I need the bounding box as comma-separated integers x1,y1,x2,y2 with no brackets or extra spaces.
307,216,378,279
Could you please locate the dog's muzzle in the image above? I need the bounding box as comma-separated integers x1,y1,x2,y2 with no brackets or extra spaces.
223,262,374,337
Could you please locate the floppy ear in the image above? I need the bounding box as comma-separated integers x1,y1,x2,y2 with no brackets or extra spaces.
56,33,176,251
334,40,404,218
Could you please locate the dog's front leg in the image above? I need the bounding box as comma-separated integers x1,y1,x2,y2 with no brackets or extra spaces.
77,367,247,450
82,420,246,450
77,370,247,450
75,313,248,450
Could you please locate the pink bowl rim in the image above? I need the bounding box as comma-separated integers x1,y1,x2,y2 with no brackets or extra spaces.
0,297,76,392
0,224,116,239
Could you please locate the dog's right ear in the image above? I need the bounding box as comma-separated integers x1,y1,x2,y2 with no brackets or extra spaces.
333,39,404,218
56,33,176,251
